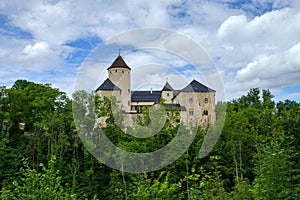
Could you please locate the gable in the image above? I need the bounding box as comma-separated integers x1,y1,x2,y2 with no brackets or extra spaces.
95,78,121,91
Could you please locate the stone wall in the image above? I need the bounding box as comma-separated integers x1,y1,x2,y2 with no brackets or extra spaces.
173,91,215,126
108,68,131,112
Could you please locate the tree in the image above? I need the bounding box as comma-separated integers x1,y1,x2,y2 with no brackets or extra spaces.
252,132,300,199
0,156,76,200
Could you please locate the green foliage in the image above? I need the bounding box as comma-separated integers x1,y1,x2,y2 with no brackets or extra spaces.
133,172,182,199
1,81,299,199
230,179,252,200
196,156,230,200
252,132,300,199
0,156,75,200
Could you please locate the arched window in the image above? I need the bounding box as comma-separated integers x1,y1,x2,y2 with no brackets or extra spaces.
203,110,208,115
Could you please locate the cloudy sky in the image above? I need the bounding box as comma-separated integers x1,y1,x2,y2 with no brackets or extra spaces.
1,0,300,102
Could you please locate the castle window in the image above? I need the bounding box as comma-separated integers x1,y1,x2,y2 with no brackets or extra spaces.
131,106,136,111
122,70,124,73
128,89,130,92
203,110,208,115
167,93,169,97
189,98,193,103
115,70,117,72
204,98,208,103
189,110,194,116
128,101,130,106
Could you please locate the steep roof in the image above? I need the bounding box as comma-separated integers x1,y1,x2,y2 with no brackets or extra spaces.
107,55,131,70
181,80,215,93
95,78,121,91
131,91,161,103
161,82,174,91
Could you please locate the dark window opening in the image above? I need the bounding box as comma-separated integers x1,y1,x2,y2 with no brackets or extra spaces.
203,110,208,115
204,98,208,103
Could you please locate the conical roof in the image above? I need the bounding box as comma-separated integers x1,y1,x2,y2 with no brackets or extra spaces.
107,55,131,70
161,82,174,91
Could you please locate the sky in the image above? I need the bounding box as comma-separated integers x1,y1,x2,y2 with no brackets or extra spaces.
0,0,300,102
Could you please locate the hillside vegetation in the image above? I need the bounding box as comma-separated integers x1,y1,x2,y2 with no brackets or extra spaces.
0,80,299,199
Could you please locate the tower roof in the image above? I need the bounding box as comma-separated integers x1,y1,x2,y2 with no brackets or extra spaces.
181,80,215,93
161,82,174,91
107,55,131,70
95,78,121,91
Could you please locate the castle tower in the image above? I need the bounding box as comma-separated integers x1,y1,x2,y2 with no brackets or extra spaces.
107,55,131,112
161,81,174,104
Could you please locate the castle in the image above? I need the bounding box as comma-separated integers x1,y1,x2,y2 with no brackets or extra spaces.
96,55,216,126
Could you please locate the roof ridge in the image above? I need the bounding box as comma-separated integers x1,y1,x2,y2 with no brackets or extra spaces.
95,78,121,91
161,81,174,91
181,80,215,92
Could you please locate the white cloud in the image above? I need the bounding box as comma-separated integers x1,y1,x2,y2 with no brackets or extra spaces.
0,0,300,101
278,92,300,101
22,41,50,56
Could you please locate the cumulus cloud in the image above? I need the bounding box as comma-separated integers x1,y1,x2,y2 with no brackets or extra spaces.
22,41,55,60
211,7,300,100
0,0,299,101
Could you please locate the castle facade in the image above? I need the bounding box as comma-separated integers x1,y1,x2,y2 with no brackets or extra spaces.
96,55,216,126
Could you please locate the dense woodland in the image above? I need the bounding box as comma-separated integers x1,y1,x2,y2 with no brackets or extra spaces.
0,79,299,199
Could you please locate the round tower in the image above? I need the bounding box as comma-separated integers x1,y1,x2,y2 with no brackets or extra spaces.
107,55,131,112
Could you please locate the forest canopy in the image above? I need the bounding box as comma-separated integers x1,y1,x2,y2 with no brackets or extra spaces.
0,80,299,199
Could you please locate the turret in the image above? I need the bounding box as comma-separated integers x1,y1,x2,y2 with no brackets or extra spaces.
161,82,174,104
107,55,131,112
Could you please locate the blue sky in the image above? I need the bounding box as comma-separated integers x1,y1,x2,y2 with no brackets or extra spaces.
0,0,299,102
